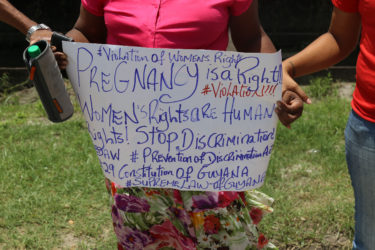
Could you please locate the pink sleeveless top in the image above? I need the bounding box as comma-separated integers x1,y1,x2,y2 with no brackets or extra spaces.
81,0,253,50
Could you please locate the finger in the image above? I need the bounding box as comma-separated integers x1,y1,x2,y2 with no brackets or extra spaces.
55,57,67,66
277,99,302,116
57,61,67,70
275,106,301,128
281,91,304,115
275,108,291,128
54,51,67,59
282,74,311,104
276,95,304,128
54,52,68,70
290,84,311,104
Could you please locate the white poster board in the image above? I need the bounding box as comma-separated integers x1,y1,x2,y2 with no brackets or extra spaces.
63,42,282,191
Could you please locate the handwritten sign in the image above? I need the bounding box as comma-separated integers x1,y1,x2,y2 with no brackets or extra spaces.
63,42,282,191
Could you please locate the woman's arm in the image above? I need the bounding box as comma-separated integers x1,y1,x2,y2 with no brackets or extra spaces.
283,7,361,102
0,0,36,34
56,5,107,68
0,0,52,44
65,5,106,43
230,0,303,128
229,0,275,53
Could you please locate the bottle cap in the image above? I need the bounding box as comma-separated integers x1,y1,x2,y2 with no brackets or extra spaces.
28,45,41,58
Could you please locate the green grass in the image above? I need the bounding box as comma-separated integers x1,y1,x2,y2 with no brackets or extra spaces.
306,72,337,99
0,78,354,249
259,80,354,249
0,87,117,249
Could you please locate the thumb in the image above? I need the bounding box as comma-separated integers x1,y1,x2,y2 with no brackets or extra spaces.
290,83,311,104
282,74,311,104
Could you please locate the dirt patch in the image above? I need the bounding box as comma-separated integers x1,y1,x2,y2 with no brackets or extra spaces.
337,82,355,100
61,232,81,249
323,233,351,249
277,233,351,250
0,86,39,104
16,87,39,104
1,79,73,105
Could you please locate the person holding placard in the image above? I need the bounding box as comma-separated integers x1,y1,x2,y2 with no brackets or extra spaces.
55,0,304,249
282,0,375,249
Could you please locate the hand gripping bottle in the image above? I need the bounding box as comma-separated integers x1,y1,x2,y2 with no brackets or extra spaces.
23,35,73,122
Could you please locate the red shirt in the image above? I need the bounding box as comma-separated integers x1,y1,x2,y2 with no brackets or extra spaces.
81,0,252,51
332,0,375,122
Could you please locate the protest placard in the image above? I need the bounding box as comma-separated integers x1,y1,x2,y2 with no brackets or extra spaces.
63,42,282,191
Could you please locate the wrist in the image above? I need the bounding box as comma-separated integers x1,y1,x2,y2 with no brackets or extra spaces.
26,23,51,42
283,60,296,78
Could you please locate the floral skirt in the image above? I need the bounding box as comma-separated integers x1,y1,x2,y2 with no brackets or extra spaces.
106,179,276,250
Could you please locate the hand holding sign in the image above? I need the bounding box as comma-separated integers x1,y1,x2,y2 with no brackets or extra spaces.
275,90,304,128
